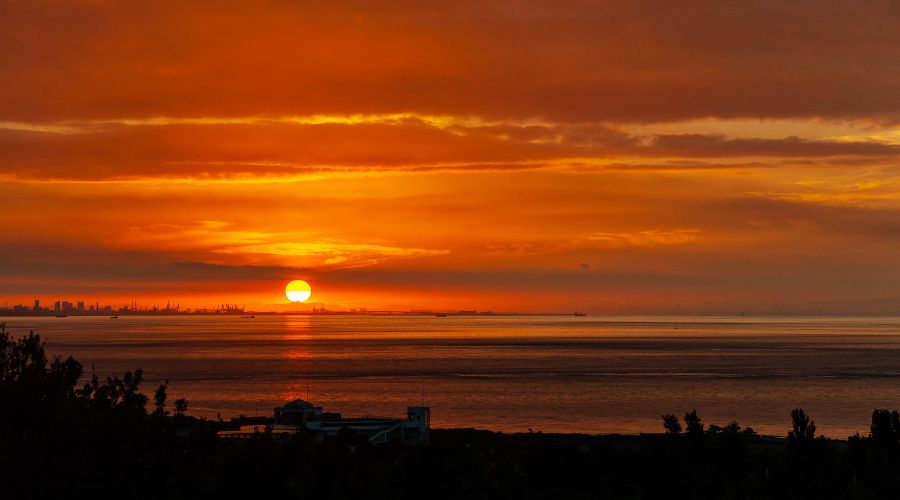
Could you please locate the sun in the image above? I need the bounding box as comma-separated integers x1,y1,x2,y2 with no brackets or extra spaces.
285,280,312,303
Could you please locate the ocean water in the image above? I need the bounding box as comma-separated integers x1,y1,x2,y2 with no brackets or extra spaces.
4,315,900,437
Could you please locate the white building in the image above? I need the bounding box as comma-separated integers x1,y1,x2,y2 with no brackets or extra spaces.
275,399,430,445
222,399,430,445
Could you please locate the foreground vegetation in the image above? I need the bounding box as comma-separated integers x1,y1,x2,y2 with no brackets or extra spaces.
5,325,900,499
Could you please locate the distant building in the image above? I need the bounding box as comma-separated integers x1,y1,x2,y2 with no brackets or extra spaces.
221,399,430,445
77,301,85,312
33,299,40,311
54,301,61,312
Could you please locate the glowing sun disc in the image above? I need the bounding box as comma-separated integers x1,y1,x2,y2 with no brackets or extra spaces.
285,280,312,303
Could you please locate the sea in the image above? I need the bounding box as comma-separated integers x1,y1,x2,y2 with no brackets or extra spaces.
4,315,900,438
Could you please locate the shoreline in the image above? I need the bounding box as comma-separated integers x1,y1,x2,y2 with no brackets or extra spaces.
217,414,853,445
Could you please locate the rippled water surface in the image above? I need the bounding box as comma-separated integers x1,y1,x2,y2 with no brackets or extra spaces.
5,315,900,437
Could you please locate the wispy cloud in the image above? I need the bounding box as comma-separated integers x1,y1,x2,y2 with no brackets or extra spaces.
588,229,703,248
0,113,549,135
111,220,448,269
3,114,900,182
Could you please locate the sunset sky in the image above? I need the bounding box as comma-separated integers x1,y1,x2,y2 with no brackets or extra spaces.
2,1,900,312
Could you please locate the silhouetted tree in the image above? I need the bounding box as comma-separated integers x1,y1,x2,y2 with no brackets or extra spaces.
870,409,900,448
77,368,149,420
684,409,704,440
788,408,816,442
723,421,741,436
175,397,189,416
783,408,840,498
0,324,201,497
153,379,169,418
0,325,82,430
662,413,682,434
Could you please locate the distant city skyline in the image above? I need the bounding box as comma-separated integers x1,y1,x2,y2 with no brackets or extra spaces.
3,294,900,317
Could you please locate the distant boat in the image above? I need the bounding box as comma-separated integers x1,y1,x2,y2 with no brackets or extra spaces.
574,312,587,317
110,315,119,319
55,314,68,318
241,315,255,319
434,313,448,318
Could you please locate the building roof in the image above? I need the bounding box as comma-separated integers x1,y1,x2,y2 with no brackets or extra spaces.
280,398,315,410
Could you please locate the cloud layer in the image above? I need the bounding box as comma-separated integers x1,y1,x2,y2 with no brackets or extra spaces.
3,1,900,123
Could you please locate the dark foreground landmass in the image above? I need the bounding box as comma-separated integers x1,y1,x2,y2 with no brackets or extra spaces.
6,325,900,499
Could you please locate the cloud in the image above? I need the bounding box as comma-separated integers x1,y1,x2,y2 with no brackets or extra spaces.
588,229,703,248
4,116,900,181
2,1,900,124
751,182,900,209
483,241,578,256
217,241,449,269
110,220,448,269
650,134,900,158
115,220,272,251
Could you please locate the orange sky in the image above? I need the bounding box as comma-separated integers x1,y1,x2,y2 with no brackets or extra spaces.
2,1,900,313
